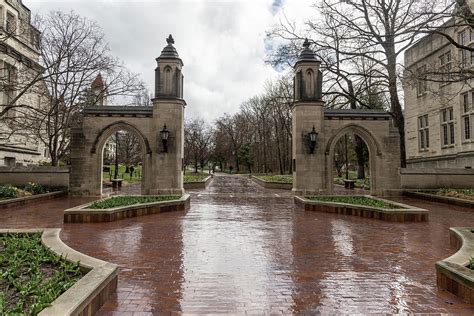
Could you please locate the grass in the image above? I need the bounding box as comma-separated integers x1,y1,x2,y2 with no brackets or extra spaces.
435,189,474,201
470,257,474,270
103,164,143,184
183,173,209,183
254,175,293,184
306,196,401,209
0,233,82,315
88,195,181,209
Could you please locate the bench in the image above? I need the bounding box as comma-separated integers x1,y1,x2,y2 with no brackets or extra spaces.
343,179,355,189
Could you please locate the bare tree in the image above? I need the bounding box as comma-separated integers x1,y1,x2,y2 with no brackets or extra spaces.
10,11,145,166
184,118,213,173
268,0,454,167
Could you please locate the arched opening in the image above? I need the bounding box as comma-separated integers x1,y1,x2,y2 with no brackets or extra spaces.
326,125,380,195
331,133,370,194
101,129,144,195
93,122,151,197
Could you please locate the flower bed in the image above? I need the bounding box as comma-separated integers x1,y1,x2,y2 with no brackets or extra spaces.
0,229,118,315
64,194,191,223
0,233,82,315
251,175,293,190
295,195,428,222
0,184,67,210
404,189,474,209
436,227,474,304
183,173,213,190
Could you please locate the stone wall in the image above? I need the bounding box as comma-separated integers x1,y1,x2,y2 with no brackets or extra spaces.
401,168,474,189
0,166,69,187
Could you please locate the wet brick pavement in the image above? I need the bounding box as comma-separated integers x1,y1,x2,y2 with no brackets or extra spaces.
1,174,474,314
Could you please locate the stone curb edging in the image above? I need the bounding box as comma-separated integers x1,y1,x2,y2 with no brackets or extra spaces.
0,228,118,316
0,191,67,210
64,194,191,223
183,175,213,190
251,175,293,190
295,195,429,222
436,227,474,304
404,191,474,209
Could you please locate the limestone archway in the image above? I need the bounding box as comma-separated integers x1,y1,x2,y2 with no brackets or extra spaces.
291,39,401,196
325,124,380,195
70,35,186,196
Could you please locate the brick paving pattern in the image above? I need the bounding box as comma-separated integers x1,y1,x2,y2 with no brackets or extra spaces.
1,174,474,314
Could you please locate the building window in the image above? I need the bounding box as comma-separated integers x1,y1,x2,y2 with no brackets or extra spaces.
459,29,469,66
418,114,429,151
417,65,427,96
439,51,452,84
461,92,473,141
6,12,16,34
1,61,17,118
441,107,455,146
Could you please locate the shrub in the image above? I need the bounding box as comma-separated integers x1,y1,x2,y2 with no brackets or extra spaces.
470,257,474,270
24,182,46,195
0,185,18,199
306,196,401,209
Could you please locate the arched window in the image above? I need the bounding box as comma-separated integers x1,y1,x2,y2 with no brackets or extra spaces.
306,69,314,98
163,66,173,95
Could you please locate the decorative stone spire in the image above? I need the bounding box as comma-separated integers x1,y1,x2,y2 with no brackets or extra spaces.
159,34,179,59
294,38,322,101
154,34,184,99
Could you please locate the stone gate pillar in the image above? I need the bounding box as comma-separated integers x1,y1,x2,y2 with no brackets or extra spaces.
292,39,326,196
149,35,185,195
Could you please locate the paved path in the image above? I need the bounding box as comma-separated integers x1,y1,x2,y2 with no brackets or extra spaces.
1,174,474,314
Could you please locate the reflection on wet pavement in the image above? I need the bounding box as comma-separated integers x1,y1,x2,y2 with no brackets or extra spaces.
1,174,474,314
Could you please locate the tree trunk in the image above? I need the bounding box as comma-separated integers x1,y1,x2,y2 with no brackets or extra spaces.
355,136,365,179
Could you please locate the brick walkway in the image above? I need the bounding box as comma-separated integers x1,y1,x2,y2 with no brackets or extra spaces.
1,174,474,314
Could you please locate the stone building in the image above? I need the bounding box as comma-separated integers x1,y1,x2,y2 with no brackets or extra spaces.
0,0,49,166
404,16,474,169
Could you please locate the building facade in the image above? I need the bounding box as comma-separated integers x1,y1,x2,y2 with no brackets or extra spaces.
404,17,474,169
0,0,49,166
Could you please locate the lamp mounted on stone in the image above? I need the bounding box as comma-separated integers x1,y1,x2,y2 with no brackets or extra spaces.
160,124,170,153
308,126,318,154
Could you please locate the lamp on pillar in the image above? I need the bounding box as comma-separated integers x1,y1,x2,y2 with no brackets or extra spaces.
308,126,318,154
160,124,170,153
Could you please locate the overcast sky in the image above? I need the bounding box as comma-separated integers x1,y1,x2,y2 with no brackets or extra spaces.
27,0,314,122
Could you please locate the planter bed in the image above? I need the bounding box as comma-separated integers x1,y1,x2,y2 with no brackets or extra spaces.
251,175,293,190
0,228,118,316
295,195,428,222
436,227,474,304
404,190,474,209
0,191,67,210
64,194,191,223
183,175,213,190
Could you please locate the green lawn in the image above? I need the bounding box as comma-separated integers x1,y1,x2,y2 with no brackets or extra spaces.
0,233,82,315
255,175,293,184
183,173,209,183
103,164,142,183
306,196,401,209
88,195,181,209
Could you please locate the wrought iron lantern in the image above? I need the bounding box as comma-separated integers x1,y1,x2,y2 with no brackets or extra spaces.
308,126,318,154
160,124,170,153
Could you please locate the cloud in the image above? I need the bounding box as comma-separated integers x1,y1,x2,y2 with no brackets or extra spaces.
26,0,314,122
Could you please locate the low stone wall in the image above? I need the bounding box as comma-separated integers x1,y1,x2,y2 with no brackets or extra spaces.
0,228,118,316
0,191,67,210
404,191,474,209
251,176,293,190
64,194,191,223
183,175,213,190
436,228,474,304
295,195,428,222
0,166,70,187
401,168,474,189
